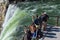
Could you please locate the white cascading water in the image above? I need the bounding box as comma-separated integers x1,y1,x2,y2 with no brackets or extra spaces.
2,4,17,28
0,3,30,40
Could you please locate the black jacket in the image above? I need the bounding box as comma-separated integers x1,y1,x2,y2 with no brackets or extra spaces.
39,14,49,22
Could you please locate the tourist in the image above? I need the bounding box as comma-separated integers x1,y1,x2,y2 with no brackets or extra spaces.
39,12,49,32
26,23,43,40
34,14,40,29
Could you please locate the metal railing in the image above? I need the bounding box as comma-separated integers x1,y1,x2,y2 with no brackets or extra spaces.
48,16,60,26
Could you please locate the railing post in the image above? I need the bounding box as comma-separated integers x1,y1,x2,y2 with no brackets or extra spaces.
56,16,59,26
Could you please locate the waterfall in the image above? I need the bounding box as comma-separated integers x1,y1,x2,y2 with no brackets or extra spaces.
0,2,60,40
0,3,32,40
2,4,17,28
0,7,32,40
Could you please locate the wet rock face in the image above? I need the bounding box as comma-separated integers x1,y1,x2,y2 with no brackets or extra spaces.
0,3,6,28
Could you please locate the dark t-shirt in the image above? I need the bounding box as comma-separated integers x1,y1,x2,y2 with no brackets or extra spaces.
43,14,49,22
34,18,39,25
39,14,49,22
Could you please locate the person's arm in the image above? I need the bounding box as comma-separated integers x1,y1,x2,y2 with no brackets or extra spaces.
32,15,35,22
45,15,49,21
47,14,49,19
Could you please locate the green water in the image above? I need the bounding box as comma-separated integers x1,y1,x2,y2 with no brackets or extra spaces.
0,2,60,40
17,2,60,25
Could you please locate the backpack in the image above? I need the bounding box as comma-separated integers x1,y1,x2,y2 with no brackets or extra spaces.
34,18,39,25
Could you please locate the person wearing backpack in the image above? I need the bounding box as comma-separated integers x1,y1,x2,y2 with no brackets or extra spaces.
39,12,49,32
34,14,40,29
26,23,43,40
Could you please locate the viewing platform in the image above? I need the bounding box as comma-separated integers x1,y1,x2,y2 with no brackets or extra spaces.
42,25,60,40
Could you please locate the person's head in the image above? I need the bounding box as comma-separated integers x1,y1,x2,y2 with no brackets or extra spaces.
41,11,47,15
36,14,38,18
32,15,35,19
29,23,36,32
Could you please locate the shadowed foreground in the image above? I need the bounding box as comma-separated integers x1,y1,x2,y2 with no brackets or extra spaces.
43,25,60,40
